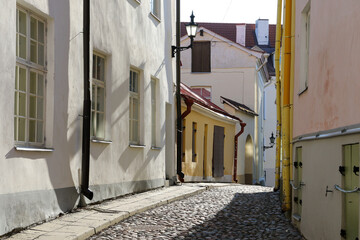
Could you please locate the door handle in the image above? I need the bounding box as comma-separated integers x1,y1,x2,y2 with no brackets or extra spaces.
338,166,345,176
353,166,359,176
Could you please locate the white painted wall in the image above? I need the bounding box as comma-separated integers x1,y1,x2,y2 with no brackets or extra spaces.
0,0,175,235
263,80,277,187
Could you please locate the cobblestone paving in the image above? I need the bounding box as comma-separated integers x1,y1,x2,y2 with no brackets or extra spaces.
89,185,303,240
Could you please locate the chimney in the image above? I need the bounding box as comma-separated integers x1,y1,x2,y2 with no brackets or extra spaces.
255,19,269,45
236,24,246,46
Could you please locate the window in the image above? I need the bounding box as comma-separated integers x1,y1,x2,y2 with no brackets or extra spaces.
192,122,197,162
192,41,211,72
299,2,310,94
91,53,106,139
15,6,46,145
150,0,160,19
191,86,212,101
151,78,157,147
129,69,140,144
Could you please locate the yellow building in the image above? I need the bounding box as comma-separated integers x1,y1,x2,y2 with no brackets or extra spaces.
180,83,245,182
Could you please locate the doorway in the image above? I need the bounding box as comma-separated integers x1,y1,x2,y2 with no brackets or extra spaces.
245,135,254,184
212,126,224,178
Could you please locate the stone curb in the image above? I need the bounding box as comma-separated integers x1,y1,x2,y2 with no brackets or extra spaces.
4,185,207,240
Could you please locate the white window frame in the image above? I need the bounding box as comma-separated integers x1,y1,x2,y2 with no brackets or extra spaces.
299,2,310,94
129,69,141,145
150,77,158,147
15,6,47,146
91,52,106,140
150,0,161,20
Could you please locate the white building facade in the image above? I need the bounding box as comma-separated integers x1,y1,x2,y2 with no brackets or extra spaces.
0,0,176,235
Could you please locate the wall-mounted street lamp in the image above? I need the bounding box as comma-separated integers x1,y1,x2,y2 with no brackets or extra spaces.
263,132,275,150
172,11,198,57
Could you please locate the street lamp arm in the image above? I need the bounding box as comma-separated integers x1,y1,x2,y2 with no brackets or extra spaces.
172,43,193,57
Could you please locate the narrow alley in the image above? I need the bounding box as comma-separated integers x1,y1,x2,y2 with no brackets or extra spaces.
89,185,303,240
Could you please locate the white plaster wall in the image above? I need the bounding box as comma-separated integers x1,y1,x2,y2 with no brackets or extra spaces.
255,19,269,45
255,70,264,184
180,31,258,109
223,104,255,184
0,0,175,235
236,24,246,46
263,81,277,187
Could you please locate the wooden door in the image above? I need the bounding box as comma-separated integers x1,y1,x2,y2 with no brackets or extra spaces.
212,126,224,178
294,147,303,219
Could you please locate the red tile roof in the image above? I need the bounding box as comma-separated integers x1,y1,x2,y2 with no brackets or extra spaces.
181,22,276,48
180,83,241,122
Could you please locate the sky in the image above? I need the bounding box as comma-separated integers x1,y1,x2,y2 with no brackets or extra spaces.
181,0,278,24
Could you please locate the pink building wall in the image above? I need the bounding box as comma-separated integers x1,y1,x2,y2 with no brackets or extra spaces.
293,0,360,138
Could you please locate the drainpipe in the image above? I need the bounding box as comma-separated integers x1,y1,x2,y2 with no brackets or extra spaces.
233,120,246,183
175,0,184,182
256,53,270,72
81,0,93,201
274,0,283,191
181,97,194,119
281,0,292,212
289,0,295,187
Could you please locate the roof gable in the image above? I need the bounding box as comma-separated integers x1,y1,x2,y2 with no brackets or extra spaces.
181,27,263,58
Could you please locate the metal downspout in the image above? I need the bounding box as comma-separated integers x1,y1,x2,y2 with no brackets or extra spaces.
233,120,246,183
282,0,292,212
181,97,194,119
274,0,283,191
289,0,295,186
81,0,93,202
175,0,184,182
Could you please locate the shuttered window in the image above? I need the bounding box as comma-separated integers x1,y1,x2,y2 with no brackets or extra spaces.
191,41,211,73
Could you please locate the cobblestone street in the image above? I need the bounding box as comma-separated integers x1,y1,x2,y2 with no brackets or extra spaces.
89,185,303,240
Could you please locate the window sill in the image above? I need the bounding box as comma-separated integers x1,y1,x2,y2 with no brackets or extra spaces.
91,139,112,144
191,71,211,74
150,12,161,22
298,86,308,96
129,144,146,149
151,146,162,150
15,146,54,152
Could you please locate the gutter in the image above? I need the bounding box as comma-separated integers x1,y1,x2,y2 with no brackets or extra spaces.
233,119,246,183
181,97,194,119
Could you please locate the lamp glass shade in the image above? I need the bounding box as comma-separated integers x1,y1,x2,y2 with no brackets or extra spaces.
185,24,198,37
270,132,275,144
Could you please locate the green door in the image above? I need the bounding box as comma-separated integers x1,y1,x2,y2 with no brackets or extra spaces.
344,144,359,240
294,147,303,217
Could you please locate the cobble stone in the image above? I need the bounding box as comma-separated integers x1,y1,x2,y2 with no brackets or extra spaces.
89,185,303,240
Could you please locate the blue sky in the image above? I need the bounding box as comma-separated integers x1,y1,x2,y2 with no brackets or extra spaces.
181,0,278,24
